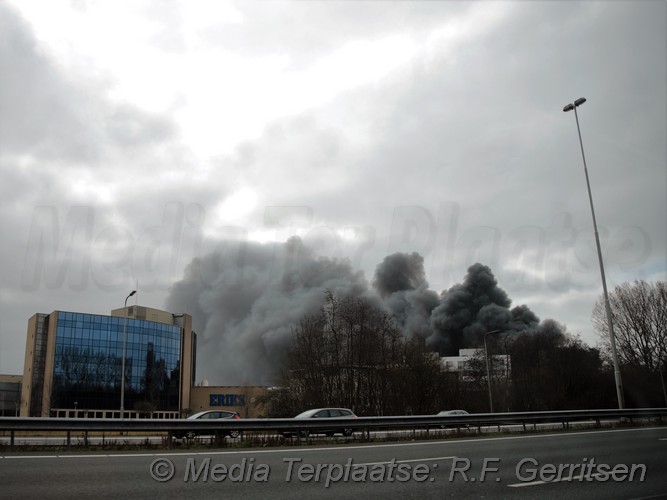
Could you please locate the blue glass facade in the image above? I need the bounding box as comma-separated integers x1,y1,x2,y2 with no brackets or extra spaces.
51,311,182,412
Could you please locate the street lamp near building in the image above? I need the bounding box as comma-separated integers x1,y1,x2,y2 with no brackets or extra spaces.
120,290,137,418
563,97,625,409
484,329,501,413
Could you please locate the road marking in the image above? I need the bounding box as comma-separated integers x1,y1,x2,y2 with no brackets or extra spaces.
355,456,456,466
510,480,551,488
509,473,607,487
110,453,156,458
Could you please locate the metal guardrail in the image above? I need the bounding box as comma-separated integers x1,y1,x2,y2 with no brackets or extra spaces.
0,408,665,449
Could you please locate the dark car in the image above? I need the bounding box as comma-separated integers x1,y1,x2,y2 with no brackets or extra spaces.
437,409,470,428
282,408,357,437
174,410,241,439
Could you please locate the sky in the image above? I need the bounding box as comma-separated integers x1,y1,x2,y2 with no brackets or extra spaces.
1,0,665,383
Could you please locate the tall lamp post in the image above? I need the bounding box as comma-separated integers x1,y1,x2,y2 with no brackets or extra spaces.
120,290,137,418
484,330,501,413
563,97,625,409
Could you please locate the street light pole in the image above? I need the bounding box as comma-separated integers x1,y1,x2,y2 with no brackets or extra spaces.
563,97,625,409
120,290,137,418
484,330,501,413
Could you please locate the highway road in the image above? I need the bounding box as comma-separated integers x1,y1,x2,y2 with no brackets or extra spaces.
1,426,666,499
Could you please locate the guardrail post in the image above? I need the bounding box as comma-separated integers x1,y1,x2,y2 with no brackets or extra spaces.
214,430,223,447
67,431,71,450
10,430,15,451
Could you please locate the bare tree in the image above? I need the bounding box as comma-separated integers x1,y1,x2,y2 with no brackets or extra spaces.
593,280,667,370
282,290,444,416
593,280,667,404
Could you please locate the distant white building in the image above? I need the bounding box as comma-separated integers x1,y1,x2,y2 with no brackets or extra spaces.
441,348,510,382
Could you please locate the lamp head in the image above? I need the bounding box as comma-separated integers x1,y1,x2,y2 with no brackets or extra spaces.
563,97,587,112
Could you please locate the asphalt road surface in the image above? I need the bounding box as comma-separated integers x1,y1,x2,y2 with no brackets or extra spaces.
1,426,666,499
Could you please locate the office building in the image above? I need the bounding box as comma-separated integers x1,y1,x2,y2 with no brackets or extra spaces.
441,348,511,382
0,374,21,416
20,306,196,418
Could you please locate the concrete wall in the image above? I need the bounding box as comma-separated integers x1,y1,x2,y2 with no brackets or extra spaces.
179,314,195,417
40,311,58,417
20,314,40,417
110,305,174,325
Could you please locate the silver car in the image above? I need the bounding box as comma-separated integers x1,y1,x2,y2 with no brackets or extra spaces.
282,408,358,437
175,410,242,439
437,409,470,428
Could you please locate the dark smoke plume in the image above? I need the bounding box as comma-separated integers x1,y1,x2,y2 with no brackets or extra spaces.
167,245,555,385
372,252,428,298
373,252,439,339
166,237,370,385
429,263,541,355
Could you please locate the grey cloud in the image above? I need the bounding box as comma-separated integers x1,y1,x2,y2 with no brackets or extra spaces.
1,0,664,378
194,1,470,70
0,2,220,373
0,2,174,165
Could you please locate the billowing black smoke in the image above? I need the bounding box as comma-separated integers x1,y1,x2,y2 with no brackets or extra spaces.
166,237,372,385
372,252,429,298
166,243,554,385
372,252,439,339
429,263,540,355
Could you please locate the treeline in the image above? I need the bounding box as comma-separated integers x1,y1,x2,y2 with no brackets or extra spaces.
266,292,442,417
264,291,615,417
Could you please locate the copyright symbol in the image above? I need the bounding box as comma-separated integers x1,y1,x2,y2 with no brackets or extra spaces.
150,458,175,482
